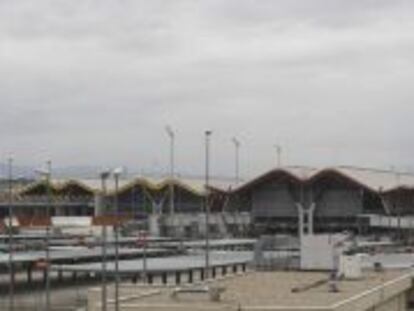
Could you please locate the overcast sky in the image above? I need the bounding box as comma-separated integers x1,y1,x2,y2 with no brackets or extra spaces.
1,0,414,178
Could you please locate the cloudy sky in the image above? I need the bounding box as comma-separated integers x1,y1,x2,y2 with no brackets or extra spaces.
1,0,414,178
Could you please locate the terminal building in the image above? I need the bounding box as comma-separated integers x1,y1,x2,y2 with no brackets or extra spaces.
0,166,413,237
228,166,391,234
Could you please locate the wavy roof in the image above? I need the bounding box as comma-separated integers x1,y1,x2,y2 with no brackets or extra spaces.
18,176,222,197
17,166,414,197
232,165,414,193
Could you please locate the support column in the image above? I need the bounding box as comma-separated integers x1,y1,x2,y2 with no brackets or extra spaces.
296,203,305,239
308,202,316,234
43,269,48,285
162,273,168,284
58,270,63,282
232,265,238,274
27,266,32,284
175,272,181,285
308,203,316,235
149,214,161,237
94,193,103,216
11,262,15,290
188,270,193,283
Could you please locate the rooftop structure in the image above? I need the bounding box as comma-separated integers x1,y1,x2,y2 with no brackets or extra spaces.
87,269,413,311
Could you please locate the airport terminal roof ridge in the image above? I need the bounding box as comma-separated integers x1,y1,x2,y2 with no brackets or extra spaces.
231,165,414,193
9,165,414,198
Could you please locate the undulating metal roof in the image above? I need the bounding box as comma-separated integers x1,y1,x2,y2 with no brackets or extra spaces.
17,166,414,197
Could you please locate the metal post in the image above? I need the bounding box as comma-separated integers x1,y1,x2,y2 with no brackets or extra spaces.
100,171,110,311
143,234,147,283
101,225,108,311
45,160,52,311
205,130,212,279
166,126,175,215
8,157,14,311
113,170,121,311
274,144,282,167
232,137,240,185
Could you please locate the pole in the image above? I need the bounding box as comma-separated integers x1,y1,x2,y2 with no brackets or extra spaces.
45,160,52,311
141,231,148,283
100,172,109,311
169,131,175,215
166,126,175,215
102,225,108,311
8,157,14,311
274,144,282,168
114,173,120,311
232,138,240,185
204,130,212,279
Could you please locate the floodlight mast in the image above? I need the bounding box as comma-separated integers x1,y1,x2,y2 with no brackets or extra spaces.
204,130,212,279
100,169,111,311
8,157,14,311
274,144,282,168
113,167,123,311
165,125,175,215
232,137,241,185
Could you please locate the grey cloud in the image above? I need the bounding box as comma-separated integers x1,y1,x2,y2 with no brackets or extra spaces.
0,0,413,177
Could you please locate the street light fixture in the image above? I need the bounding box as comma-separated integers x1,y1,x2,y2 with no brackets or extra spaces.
99,169,111,311
165,126,175,215
232,137,241,185
204,130,212,279
274,144,282,168
113,167,124,311
7,157,14,311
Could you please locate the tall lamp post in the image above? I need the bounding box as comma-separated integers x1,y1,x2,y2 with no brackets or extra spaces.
204,130,212,279
113,167,123,311
100,170,111,311
35,160,52,311
7,157,14,311
165,126,175,215
274,144,282,168
232,137,240,185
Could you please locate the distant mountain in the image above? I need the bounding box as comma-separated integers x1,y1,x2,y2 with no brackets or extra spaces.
0,163,104,180
0,163,36,179
49,165,104,179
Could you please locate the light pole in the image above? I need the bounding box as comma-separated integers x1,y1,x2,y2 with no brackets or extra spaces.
274,144,282,168
165,126,175,215
35,161,52,311
45,160,52,311
113,167,123,311
232,137,240,185
7,157,14,311
204,130,212,279
100,170,111,311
